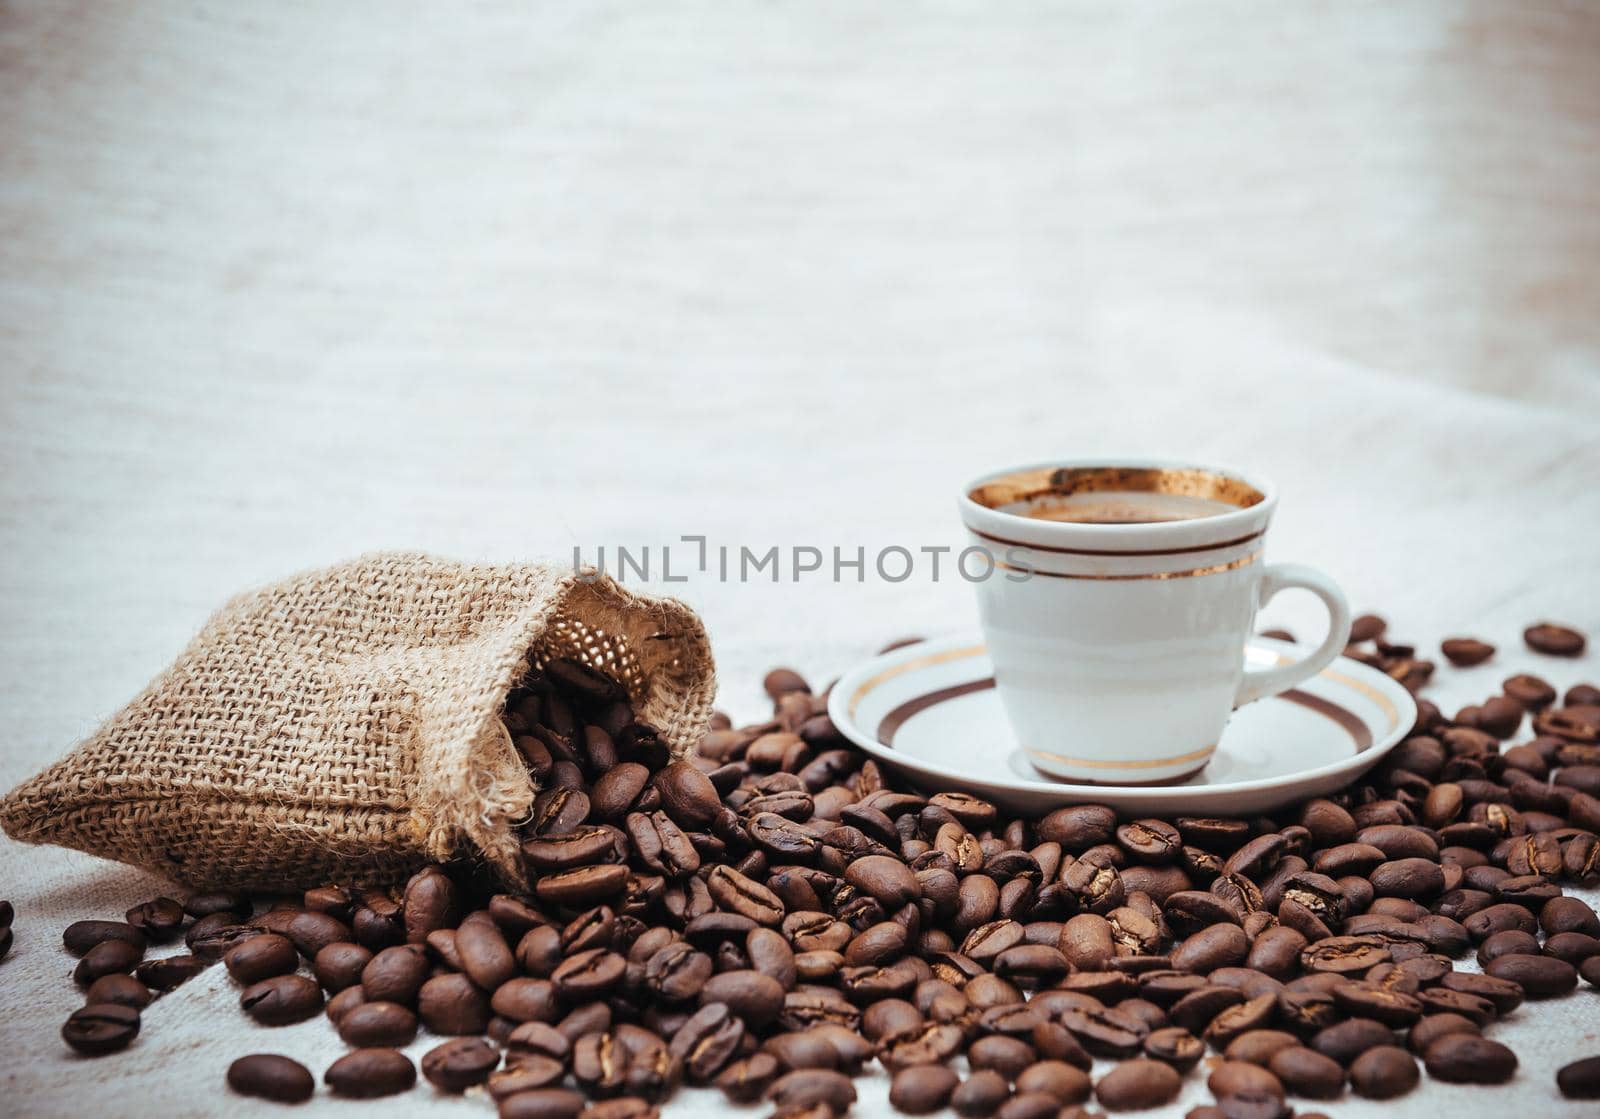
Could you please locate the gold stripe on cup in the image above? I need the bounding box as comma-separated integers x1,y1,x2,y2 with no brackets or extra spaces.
1025,743,1218,770
994,552,1260,581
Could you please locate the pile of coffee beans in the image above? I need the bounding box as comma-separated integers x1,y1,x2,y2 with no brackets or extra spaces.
50,618,1600,1116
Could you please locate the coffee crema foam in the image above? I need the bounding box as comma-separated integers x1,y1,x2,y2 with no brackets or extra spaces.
1003,492,1238,525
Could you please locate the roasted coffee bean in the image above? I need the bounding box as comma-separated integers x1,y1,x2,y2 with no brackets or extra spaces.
767,1068,856,1112
419,1037,501,1093
497,1087,588,1119
889,1065,961,1114
968,1035,1037,1080
1558,1055,1600,1100
73,938,144,987
227,1054,316,1103
1484,952,1578,997
701,970,785,1028
135,953,204,992
1423,1034,1518,1083
362,944,430,1004
1059,1006,1147,1058
715,1053,781,1104
240,974,323,1025
537,865,629,908
1038,805,1117,851
1407,1012,1480,1053
1268,1045,1343,1098
665,1003,742,1082
124,897,186,942
1525,622,1585,656
951,1069,1012,1117
1142,1026,1204,1071
1094,1058,1181,1110
457,915,518,990
705,866,784,925
1172,923,1248,973
338,1000,419,1047
223,933,298,984
418,972,493,1034
1014,1059,1091,1104
61,1002,140,1055
1311,1017,1394,1065
655,760,721,828
493,1056,567,1096
324,1047,416,1098
63,920,145,957
1349,1044,1418,1098
879,1021,965,1071
312,941,371,992
83,972,152,1010
1441,637,1494,666
285,910,350,958
994,1091,1062,1119
185,892,252,920
845,855,920,908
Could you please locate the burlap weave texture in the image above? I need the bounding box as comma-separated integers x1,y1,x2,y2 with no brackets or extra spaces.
0,553,716,891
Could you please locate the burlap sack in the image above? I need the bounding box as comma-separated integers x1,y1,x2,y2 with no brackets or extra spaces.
0,553,716,892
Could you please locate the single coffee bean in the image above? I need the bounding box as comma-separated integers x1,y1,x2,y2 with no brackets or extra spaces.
135,953,204,992
285,910,350,958
364,947,435,1005
63,920,145,957
84,972,153,1010
324,1047,416,1098
61,1002,140,1055
125,897,187,942
240,974,324,1026
1558,1055,1600,1100
1484,953,1579,997
223,933,299,984
1094,1058,1180,1110
1207,1060,1285,1101
185,892,252,920
403,866,463,942
338,1000,419,1047
227,1054,315,1103
1310,1017,1395,1065
1349,1044,1418,1098
496,1087,587,1119
418,973,492,1035
714,1053,781,1104
655,760,722,828
73,938,144,987
1525,623,1585,657
1423,1034,1519,1083
700,970,785,1028
1351,614,1387,642
1268,1046,1344,1098
313,941,372,992
1441,638,1495,666
951,1069,1012,1117
421,1037,502,1092
1015,1059,1092,1104
889,1065,961,1114
766,1068,857,1112
1408,1012,1480,1053
457,916,518,991
968,1035,1037,1081
994,1091,1062,1119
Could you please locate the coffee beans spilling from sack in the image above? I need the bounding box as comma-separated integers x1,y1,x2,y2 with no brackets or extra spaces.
45,618,1600,1115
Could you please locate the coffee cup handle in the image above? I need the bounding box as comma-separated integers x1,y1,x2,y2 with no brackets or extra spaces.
1234,563,1353,708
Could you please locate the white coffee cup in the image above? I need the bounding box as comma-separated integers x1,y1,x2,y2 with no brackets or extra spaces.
960,460,1352,784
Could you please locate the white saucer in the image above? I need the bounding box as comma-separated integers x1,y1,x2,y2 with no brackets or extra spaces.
828,633,1416,816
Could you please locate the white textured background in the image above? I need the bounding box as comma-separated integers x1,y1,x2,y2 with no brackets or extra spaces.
2,2,1598,1117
